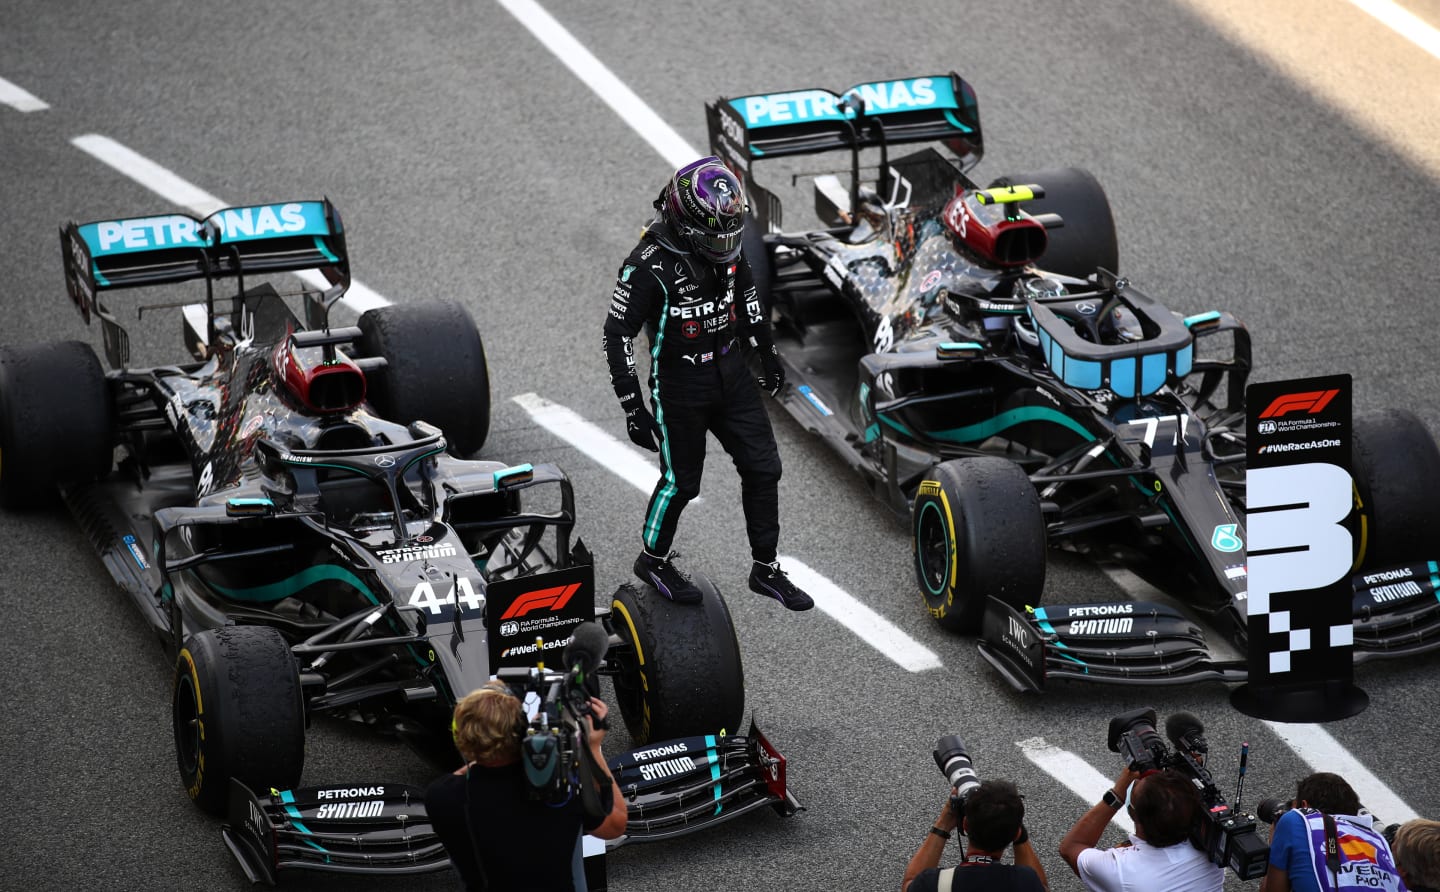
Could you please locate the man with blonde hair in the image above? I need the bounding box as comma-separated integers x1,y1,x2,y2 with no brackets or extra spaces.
1394,819,1440,892
425,680,626,891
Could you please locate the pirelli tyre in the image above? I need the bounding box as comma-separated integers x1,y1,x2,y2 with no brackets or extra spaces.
356,301,491,456
987,167,1119,279
608,576,744,745
1351,409,1440,568
913,456,1047,633
173,626,305,816
0,340,113,509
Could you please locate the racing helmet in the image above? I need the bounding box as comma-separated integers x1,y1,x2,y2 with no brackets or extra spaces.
1013,276,1067,348
663,156,748,263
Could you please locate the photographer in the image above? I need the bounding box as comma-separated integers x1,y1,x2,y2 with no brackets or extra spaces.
1257,772,1403,892
1059,764,1223,892
902,779,1049,892
1394,818,1440,892
425,680,627,891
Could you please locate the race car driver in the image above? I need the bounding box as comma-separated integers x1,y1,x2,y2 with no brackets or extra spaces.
601,156,813,611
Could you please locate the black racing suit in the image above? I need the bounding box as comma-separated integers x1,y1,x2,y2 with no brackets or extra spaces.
602,227,782,564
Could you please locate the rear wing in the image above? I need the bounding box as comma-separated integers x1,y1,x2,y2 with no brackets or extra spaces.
705,73,983,231
59,199,348,367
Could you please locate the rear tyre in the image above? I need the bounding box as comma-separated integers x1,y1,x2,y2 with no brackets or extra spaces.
912,457,1046,633
987,167,1118,278
1352,409,1440,568
608,575,745,744
173,626,306,816
0,340,112,509
357,302,491,456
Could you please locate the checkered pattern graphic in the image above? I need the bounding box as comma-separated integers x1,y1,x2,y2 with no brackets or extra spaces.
1247,464,1354,674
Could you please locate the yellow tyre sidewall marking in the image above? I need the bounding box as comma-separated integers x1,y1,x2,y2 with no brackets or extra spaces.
610,599,651,740
177,648,206,800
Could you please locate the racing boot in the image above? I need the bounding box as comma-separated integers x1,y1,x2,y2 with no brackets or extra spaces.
634,550,703,604
748,560,815,612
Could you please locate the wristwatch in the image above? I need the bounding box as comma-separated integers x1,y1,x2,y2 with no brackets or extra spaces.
1102,789,1124,810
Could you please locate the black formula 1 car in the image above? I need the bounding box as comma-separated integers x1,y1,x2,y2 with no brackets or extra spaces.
0,199,796,883
708,73,1440,690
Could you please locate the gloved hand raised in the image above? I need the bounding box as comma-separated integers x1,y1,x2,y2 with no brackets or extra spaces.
615,379,661,452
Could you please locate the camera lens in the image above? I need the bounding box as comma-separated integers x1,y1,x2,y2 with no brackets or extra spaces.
1257,797,1293,825
934,735,980,800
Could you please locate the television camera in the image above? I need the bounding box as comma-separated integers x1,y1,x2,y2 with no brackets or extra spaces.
1108,707,1268,880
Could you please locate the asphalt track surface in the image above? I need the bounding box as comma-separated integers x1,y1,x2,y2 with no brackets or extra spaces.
2,2,1439,890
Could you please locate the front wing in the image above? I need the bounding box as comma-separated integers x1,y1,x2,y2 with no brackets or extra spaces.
222,780,448,884
220,722,801,882
606,720,802,846
978,559,1440,692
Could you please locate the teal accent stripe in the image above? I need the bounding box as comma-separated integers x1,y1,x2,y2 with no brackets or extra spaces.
706,735,722,815
1033,607,1058,636
943,110,974,133
283,805,328,853
881,406,1096,445
644,277,678,549
1183,311,1221,328
93,266,110,286
312,236,338,263
863,422,880,444
280,790,295,803
210,564,379,605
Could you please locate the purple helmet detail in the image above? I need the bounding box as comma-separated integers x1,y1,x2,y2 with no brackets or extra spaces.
664,156,747,263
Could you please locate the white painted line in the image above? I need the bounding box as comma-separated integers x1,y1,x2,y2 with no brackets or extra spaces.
294,270,392,314
774,557,943,673
1017,737,1135,835
69,134,391,313
511,392,666,498
0,76,49,112
497,8,939,671
496,0,699,169
72,134,226,215
1262,720,1418,823
1349,0,1440,59
512,393,940,671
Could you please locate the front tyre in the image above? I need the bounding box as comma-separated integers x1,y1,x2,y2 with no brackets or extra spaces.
173,626,306,816
609,575,744,744
0,341,112,508
1352,409,1440,568
913,457,1046,633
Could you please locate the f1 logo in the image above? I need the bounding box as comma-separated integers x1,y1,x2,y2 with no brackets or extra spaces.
499,583,581,620
1258,390,1339,419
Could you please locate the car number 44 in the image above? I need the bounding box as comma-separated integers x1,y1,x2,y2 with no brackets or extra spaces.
409,578,483,615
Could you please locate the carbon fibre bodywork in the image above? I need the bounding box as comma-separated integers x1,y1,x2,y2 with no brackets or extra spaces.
22,199,799,882
706,75,1440,690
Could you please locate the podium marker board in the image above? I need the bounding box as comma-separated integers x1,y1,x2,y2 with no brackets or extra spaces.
1231,374,1368,721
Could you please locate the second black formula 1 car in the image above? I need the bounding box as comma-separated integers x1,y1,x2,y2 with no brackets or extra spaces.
0,199,796,883
707,73,1440,690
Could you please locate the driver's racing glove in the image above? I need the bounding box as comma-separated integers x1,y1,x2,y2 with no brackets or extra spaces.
616,378,661,452
751,333,786,397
